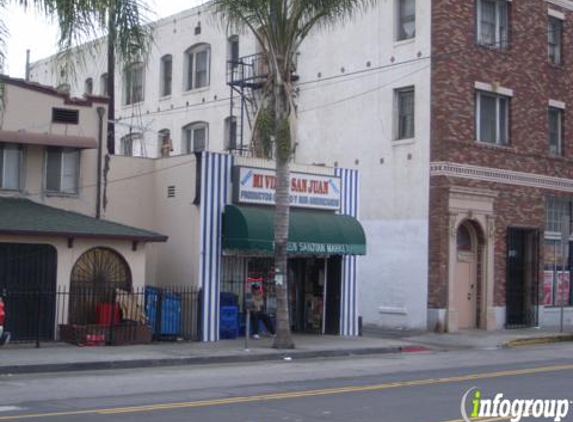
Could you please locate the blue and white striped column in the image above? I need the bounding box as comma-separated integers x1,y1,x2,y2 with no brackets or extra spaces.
335,168,360,337
199,152,234,342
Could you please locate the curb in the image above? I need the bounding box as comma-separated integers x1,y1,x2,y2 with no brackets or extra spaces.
504,334,573,348
0,346,407,375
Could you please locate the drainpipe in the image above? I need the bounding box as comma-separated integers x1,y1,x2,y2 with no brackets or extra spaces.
96,107,106,219
25,50,31,81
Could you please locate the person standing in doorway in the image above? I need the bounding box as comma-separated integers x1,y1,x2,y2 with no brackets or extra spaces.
251,282,275,339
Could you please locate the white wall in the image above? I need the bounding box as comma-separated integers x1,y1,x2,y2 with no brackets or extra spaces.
30,0,432,330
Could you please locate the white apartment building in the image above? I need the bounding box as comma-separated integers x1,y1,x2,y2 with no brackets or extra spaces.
30,0,430,331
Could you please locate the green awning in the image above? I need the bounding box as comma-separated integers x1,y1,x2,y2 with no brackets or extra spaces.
222,205,366,256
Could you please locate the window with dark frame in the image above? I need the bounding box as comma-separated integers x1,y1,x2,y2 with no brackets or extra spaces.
476,0,509,49
124,63,144,105
183,123,208,153
548,16,563,65
549,107,563,156
84,78,93,95
185,44,211,91
45,147,80,194
396,87,415,140
476,91,509,145
397,0,416,41
0,143,22,191
160,55,173,97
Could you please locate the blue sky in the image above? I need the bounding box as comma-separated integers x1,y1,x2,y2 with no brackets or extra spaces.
5,1,206,78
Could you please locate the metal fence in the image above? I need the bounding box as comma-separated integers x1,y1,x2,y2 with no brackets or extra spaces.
2,286,200,347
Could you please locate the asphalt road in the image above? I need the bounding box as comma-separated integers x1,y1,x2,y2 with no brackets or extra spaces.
0,343,572,422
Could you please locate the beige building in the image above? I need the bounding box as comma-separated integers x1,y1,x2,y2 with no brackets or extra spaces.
0,77,166,341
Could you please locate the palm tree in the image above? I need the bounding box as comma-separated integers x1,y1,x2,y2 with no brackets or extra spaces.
0,0,151,154
213,0,375,349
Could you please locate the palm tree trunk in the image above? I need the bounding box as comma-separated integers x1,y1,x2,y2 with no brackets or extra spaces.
106,3,116,155
272,78,294,350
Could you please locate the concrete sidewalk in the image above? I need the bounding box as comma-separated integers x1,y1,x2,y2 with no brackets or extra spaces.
1,328,571,375
0,335,409,375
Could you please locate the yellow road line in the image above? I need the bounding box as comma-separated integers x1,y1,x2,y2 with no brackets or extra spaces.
1,364,572,420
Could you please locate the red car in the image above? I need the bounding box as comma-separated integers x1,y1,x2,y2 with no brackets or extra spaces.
0,297,10,346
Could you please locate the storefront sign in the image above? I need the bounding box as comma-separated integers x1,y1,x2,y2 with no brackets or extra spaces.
233,166,341,211
286,242,361,255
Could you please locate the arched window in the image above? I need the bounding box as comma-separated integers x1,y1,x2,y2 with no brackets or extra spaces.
84,78,93,95
158,129,172,157
224,116,237,150
228,36,239,69
100,73,109,96
184,44,210,91
182,122,208,153
120,132,143,157
457,224,473,252
123,63,144,105
160,55,173,97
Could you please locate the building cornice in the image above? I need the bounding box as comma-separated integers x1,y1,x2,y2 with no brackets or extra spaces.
430,162,573,193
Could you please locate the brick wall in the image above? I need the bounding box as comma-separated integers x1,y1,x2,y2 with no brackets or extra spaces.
429,0,573,310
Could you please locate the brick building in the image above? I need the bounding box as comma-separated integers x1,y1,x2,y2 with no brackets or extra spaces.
429,0,573,331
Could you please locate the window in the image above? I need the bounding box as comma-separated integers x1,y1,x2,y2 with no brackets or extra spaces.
124,63,144,105
548,17,563,65
120,133,142,157
476,91,509,145
0,143,22,191
185,44,210,91
183,122,208,153
224,117,238,150
457,225,473,252
396,87,415,140
396,0,416,41
158,129,172,158
476,0,509,49
228,36,240,68
100,73,109,96
45,147,80,194
549,107,563,155
546,197,570,233
84,78,93,95
160,55,173,97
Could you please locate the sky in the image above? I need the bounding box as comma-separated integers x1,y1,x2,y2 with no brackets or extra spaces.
4,0,207,78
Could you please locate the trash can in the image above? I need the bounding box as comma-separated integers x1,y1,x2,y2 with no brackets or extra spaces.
145,287,181,339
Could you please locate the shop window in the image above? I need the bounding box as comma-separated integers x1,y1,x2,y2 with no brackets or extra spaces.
0,143,22,191
546,197,570,234
543,239,572,307
45,147,80,194
476,0,509,49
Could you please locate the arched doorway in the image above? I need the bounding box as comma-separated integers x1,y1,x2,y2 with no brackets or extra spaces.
69,247,132,324
454,222,480,329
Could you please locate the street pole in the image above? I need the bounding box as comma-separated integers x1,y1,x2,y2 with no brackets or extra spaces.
245,309,250,351
560,215,570,333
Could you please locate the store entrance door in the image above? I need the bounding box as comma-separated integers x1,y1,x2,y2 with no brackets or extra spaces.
287,257,342,334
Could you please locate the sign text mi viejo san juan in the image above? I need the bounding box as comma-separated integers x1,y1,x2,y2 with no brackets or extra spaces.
233,166,341,211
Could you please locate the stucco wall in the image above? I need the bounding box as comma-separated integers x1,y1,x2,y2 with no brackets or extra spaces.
29,1,432,330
